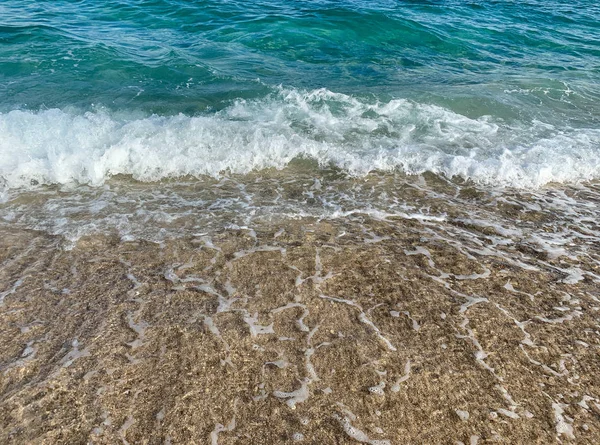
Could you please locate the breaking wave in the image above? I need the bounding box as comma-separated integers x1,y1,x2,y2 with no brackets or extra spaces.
1,88,599,189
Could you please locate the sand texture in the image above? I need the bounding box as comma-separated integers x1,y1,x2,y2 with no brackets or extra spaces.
1,209,599,444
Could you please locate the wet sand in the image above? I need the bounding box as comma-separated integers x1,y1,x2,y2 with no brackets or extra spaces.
1,201,599,443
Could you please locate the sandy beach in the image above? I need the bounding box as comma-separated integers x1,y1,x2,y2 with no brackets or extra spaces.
1,176,599,443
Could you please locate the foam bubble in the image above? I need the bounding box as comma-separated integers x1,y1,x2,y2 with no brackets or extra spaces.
1,88,600,190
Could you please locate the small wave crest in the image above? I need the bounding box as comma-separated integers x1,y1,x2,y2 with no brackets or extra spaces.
1,87,599,189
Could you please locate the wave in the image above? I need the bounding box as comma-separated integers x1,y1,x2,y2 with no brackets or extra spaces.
1,87,599,189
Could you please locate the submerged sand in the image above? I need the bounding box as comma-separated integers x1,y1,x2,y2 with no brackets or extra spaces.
1,203,599,443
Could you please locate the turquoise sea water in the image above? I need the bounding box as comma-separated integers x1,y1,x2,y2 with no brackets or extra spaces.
1,0,600,190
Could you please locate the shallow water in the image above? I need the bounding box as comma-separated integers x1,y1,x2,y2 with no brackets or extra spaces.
1,204,599,443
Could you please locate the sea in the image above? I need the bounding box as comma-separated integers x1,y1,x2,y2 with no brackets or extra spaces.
1,0,599,243
2,2,600,443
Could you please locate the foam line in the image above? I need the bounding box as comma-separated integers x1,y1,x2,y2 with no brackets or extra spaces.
2,88,599,190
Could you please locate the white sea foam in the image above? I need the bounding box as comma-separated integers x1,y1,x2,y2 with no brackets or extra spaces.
1,88,599,190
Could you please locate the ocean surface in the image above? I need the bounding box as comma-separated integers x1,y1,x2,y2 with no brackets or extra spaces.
1,0,600,241
2,3,600,443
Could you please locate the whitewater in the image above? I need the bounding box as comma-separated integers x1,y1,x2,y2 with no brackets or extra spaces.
2,87,600,191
